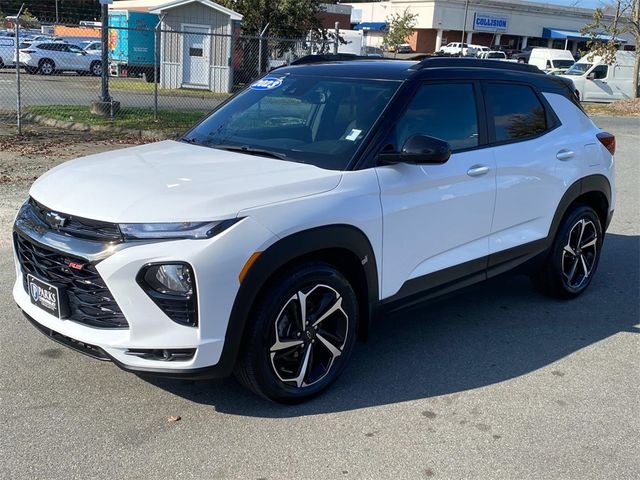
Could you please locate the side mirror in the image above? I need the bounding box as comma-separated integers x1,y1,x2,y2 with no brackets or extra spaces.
378,135,452,165
587,72,595,80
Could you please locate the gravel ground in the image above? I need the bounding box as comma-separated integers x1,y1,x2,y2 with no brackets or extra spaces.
0,117,638,480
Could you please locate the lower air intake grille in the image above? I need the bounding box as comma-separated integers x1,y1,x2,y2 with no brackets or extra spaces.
14,233,128,329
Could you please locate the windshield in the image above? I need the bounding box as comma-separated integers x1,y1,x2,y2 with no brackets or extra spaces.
552,59,575,69
565,63,592,75
183,75,400,170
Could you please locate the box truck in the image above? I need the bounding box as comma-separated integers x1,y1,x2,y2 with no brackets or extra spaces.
108,10,158,82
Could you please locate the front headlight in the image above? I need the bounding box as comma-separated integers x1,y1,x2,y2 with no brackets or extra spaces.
119,219,239,240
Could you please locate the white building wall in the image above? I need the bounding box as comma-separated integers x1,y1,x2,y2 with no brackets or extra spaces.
344,0,635,46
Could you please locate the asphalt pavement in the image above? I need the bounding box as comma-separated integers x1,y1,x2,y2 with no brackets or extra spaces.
0,116,638,479
0,69,225,113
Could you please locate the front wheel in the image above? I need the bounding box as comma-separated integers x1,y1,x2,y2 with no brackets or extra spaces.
235,262,358,403
532,205,603,298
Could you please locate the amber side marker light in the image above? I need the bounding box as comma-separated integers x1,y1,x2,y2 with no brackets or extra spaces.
597,132,616,155
239,252,262,283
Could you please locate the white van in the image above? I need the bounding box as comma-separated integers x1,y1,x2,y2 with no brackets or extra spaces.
561,51,637,102
528,48,575,73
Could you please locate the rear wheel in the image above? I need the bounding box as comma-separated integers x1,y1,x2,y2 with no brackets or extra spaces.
90,61,102,77
39,59,55,75
235,262,358,403
533,205,603,298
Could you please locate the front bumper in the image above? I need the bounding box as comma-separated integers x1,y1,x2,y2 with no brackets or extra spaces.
13,208,276,378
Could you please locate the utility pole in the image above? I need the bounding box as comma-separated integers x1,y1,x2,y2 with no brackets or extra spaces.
461,0,470,56
55,0,59,23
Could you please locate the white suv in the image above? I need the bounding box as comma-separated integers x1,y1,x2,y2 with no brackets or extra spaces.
14,41,102,76
13,59,616,403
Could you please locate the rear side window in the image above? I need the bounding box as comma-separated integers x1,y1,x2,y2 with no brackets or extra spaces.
392,83,479,151
485,83,547,142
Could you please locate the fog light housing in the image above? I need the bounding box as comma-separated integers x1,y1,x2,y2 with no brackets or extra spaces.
137,263,198,327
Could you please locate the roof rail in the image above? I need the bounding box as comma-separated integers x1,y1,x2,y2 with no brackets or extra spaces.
410,57,543,74
289,54,368,66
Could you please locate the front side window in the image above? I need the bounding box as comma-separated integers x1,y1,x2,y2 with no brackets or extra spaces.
184,75,400,170
590,65,608,80
485,83,547,142
389,83,479,152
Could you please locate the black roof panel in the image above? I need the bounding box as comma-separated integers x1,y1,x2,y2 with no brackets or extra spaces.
271,58,575,97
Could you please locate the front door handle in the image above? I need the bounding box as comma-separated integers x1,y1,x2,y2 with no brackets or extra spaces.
467,165,489,177
556,149,575,161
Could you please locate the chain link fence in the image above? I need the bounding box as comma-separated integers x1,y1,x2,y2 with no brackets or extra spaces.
1,17,342,135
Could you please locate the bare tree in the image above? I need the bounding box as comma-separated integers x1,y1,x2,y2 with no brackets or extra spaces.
581,0,640,98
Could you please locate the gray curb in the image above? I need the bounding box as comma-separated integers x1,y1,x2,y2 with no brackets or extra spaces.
21,113,181,140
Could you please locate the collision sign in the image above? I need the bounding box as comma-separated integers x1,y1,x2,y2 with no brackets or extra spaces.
473,13,509,32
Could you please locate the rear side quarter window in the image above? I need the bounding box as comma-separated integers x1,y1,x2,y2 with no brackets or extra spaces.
485,83,553,143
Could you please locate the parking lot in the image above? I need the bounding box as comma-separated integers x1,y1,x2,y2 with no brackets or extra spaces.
0,69,226,113
0,116,638,479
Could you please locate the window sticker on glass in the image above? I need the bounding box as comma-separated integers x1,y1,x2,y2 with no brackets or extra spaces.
250,77,283,91
345,129,362,141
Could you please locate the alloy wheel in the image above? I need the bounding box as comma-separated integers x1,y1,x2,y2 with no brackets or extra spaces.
92,63,102,76
561,218,598,290
269,284,349,388
40,61,54,75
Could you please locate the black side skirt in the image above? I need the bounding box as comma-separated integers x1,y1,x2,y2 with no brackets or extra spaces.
381,238,549,313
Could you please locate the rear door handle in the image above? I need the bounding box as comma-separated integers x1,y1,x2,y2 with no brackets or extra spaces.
556,149,575,161
467,165,489,177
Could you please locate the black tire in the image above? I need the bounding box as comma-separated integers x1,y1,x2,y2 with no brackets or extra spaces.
143,69,155,83
39,59,55,75
90,61,102,77
532,205,603,299
235,262,359,403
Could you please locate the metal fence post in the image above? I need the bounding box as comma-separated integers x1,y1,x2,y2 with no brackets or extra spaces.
258,24,269,75
154,14,166,122
100,2,111,106
15,4,25,135
334,22,340,55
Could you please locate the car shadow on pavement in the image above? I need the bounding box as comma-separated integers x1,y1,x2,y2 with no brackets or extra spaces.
143,233,639,417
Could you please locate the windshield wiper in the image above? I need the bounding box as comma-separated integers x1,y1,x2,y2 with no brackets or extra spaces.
212,144,288,160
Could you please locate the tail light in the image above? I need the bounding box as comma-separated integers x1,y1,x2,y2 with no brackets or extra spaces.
597,132,615,155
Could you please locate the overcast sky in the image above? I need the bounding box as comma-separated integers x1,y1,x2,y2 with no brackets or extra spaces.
542,0,605,8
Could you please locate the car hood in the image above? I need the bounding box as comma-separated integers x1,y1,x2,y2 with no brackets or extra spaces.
30,140,342,223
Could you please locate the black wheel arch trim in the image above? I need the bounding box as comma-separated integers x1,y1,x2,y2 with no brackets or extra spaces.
548,174,612,240
217,224,380,379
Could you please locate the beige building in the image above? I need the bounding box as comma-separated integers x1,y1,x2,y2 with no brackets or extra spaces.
345,0,635,54
110,0,241,93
